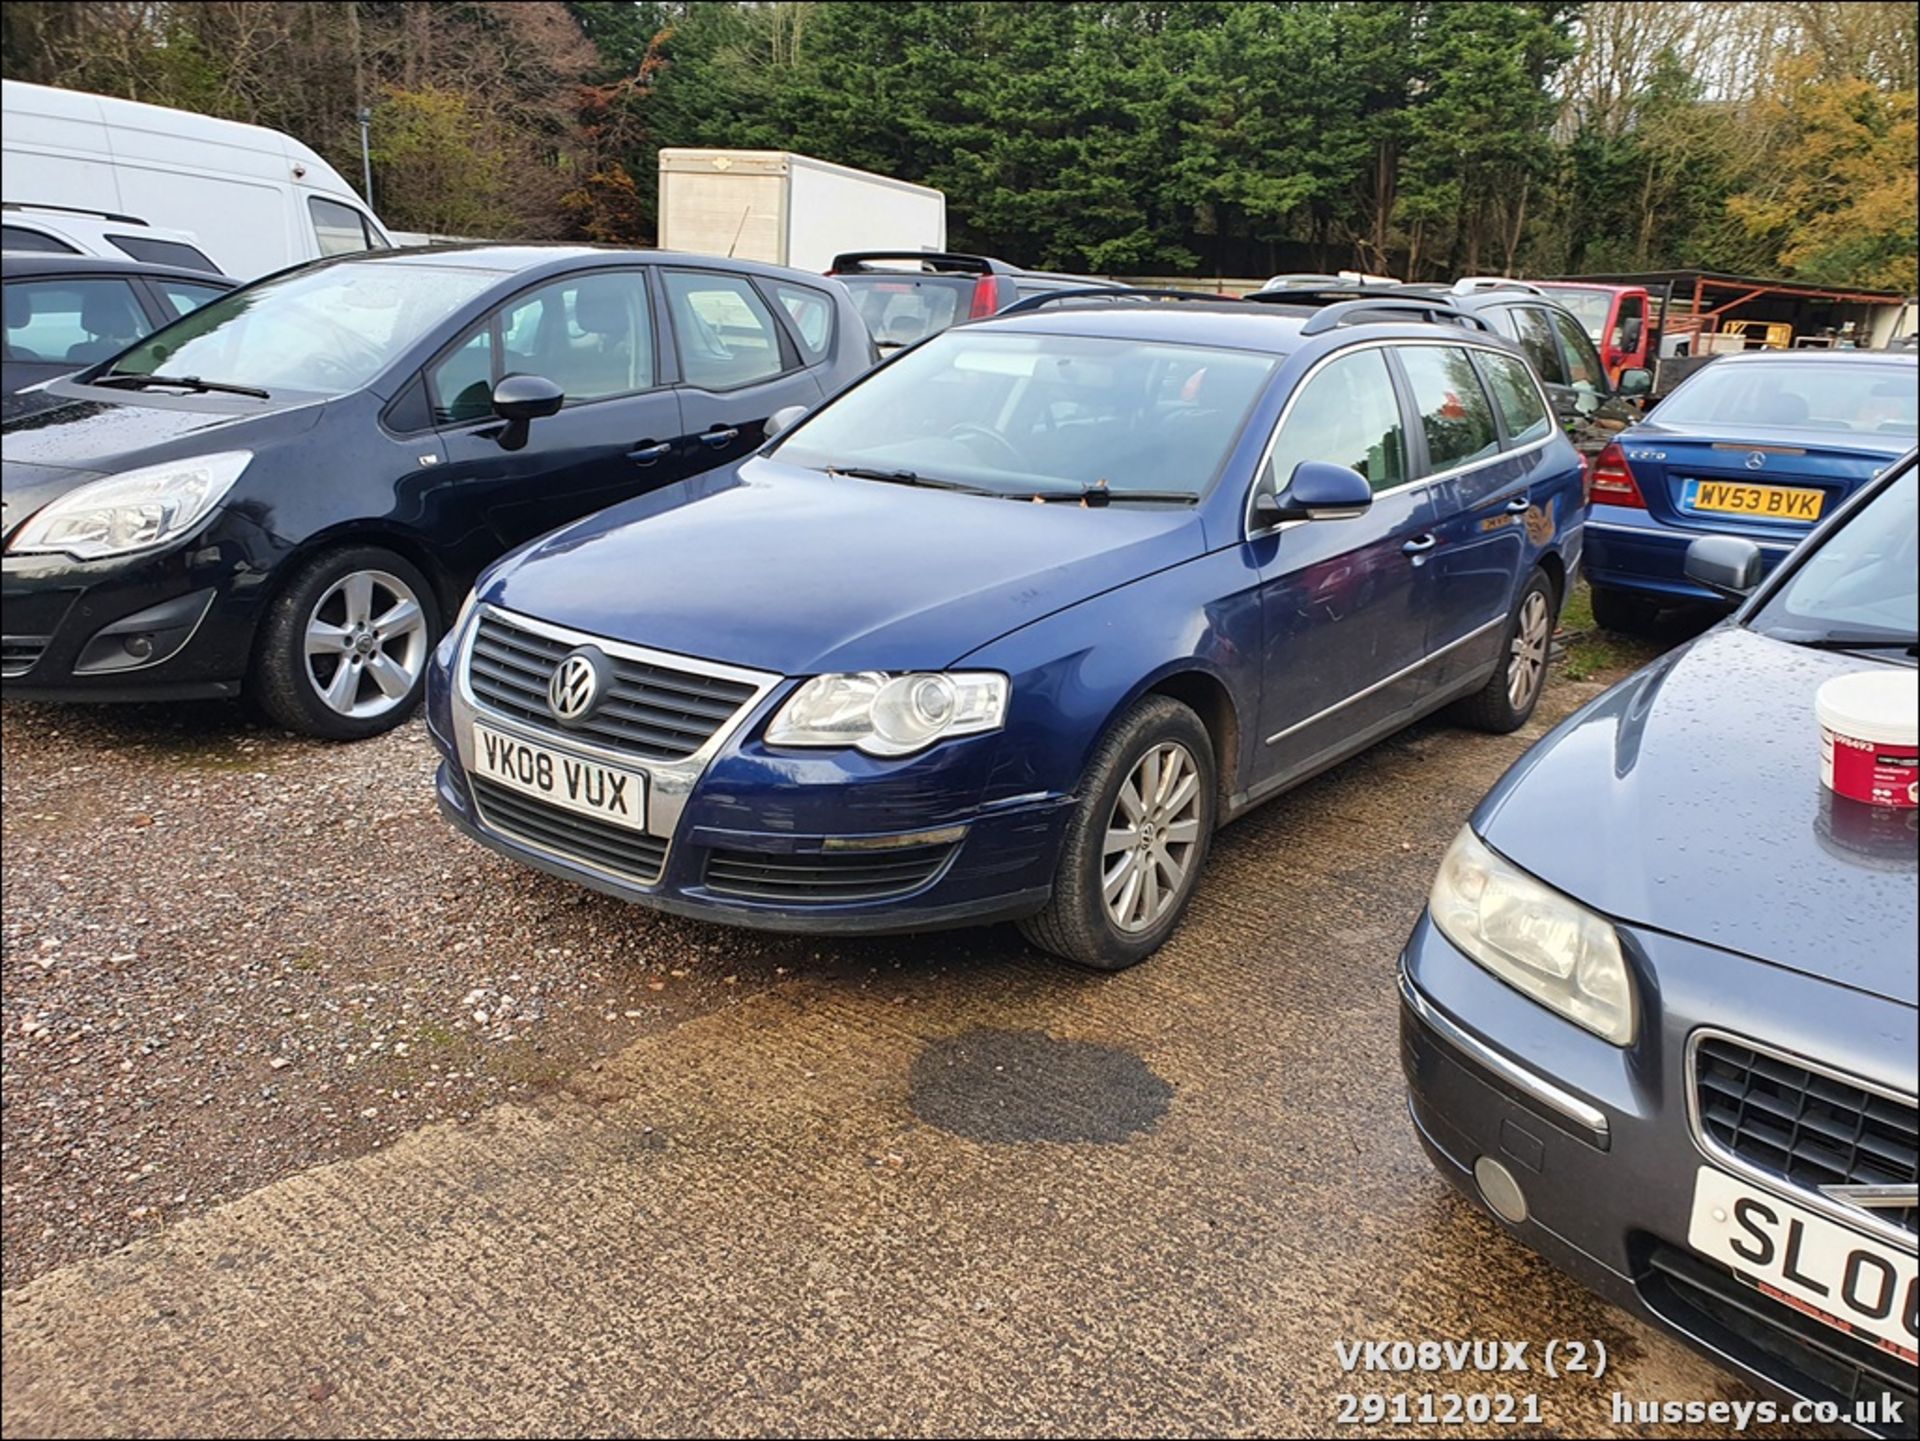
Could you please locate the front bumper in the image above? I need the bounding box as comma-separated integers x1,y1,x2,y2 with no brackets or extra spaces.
425,614,1072,936
1,529,268,701
1584,508,1798,605
1399,910,1918,1431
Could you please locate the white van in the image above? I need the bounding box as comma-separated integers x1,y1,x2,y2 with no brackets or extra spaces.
1,79,392,281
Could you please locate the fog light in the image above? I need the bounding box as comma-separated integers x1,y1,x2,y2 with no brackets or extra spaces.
123,634,154,660
1474,1155,1529,1224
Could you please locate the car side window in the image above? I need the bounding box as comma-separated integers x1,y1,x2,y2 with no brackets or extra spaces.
1475,351,1553,448
503,272,655,404
427,327,495,425
3,278,148,365
1548,309,1606,392
107,235,222,274
1265,348,1407,495
157,281,230,317
0,224,79,254
1508,307,1569,387
769,281,834,363
665,270,785,391
309,197,377,258
1398,345,1501,472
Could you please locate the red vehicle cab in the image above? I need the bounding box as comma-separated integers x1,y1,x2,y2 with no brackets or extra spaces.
1537,283,1653,383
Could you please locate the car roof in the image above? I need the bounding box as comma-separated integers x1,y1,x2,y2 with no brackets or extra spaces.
0,251,239,286
348,242,836,283
974,302,1503,357
1704,349,1917,367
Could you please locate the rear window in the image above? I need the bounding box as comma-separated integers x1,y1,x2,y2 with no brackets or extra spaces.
840,274,972,349
107,235,222,274
1655,362,1917,437
1397,345,1501,471
769,281,835,362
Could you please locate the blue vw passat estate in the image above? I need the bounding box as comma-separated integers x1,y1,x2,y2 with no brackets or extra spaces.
426,296,1586,969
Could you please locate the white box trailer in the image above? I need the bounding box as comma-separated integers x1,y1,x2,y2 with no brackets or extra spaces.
2,79,391,280
657,149,945,273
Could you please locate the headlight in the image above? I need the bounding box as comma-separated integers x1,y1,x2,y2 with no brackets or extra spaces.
8,451,251,560
1429,826,1636,1045
767,671,1008,757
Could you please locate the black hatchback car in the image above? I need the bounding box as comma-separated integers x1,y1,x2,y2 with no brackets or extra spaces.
1,244,872,738
3,252,235,396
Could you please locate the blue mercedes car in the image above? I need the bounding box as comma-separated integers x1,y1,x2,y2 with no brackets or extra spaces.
426,295,1586,968
1584,350,1916,633
1402,452,1917,1429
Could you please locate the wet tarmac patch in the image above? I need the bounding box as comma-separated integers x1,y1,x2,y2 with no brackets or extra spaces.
909,1027,1173,1143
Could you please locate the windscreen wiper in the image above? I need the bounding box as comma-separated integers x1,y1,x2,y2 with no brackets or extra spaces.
96,373,271,400
1026,484,1199,507
1778,631,1919,656
825,465,994,496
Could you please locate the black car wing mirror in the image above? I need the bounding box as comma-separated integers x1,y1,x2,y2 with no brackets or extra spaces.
1683,535,1764,598
490,373,565,451
1615,366,1653,399
1254,460,1374,526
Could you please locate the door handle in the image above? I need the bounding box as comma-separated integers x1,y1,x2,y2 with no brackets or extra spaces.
1402,533,1438,556
1505,494,1532,514
627,440,673,465
699,426,740,449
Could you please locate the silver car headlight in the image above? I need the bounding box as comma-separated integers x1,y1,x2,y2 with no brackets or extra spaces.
8,451,252,560
767,671,1008,757
1429,826,1636,1046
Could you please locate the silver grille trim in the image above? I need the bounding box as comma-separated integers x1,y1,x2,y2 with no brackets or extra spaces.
452,605,782,870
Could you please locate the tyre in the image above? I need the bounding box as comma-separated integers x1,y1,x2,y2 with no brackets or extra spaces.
1588,583,1658,636
252,546,439,740
1019,695,1217,971
1448,568,1555,735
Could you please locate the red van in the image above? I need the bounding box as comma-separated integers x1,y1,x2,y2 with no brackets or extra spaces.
1536,282,1654,381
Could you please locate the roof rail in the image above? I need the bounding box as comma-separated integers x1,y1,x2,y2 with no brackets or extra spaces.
1453,275,1544,296
828,251,997,276
2,201,149,227
1294,297,1493,336
999,287,1242,315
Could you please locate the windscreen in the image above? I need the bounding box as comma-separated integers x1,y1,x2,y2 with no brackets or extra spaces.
1753,464,1918,643
105,260,499,397
773,328,1277,499
1653,361,1917,438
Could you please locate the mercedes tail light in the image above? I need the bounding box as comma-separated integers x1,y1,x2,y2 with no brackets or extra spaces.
1587,443,1645,508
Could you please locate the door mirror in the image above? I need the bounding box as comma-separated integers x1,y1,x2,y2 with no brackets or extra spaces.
1683,535,1763,598
1615,366,1653,398
1256,460,1374,526
763,403,808,442
490,373,564,451
1621,317,1644,352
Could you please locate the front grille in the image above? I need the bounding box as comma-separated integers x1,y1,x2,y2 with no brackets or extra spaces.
468,613,759,761
1694,1035,1917,1236
470,777,667,885
703,843,957,903
1,635,49,678
1641,1244,1916,1427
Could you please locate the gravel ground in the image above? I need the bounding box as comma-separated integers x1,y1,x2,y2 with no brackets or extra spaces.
0,698,913,1288
2,609,1681,1292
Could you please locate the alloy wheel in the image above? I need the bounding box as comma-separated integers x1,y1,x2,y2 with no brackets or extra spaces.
303,569,429,719
1101,741,1204,933
1507,589,1552,711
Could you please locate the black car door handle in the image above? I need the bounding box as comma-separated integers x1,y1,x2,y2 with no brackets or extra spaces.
627,441,673,465
699,426,740,449
1505,494,1532,513
1402,533,1438,556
